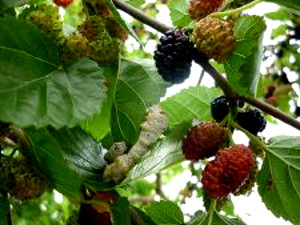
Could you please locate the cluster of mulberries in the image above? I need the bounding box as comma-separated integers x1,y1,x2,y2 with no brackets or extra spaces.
0,157,47,200
62,15,127,64
210,96,267,135
153,0,236,83
181,97,267,200
22,2,127,65
181,122,255,199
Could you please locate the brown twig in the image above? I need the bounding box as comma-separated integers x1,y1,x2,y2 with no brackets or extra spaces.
128,196,155,204
155,173,167,199
243,96,300,130
112,0,300,131
112,0,171,33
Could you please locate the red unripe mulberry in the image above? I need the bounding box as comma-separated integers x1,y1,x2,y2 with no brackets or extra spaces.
182,122,229,161
53,0,73,7
201,144,254,198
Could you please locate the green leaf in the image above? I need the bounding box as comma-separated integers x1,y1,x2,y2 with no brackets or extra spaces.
2,58,106,128
258,136,300,225
105,0,141,44
81,64,119,140
111,197,131,225
266,0,300,11
126,179,154,196
224,16,266,97
29,127,112,191
160,86,222,127
168,0,192,27
123,123,189,183
145,200,184,225
11,192,70,224
128,0,145,7
265,8,293,21
0,17,58,73
188,211,246,225
0,18,107,128
47,128,107,179
271,24,287,39
0,197,9,225
111,58,167,145
25,128,82,199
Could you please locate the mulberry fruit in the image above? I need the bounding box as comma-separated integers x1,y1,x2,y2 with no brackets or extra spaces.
295,106,300,117
79,205,112,225
61,32,93,63
79,16,107,42
103,15,128,42
78,16,123,64
154,29,194,84
182,122,228,161
89,37,121,64
192,17,235,62
24,5,64,44
0,157,47,200
53,0,73,7
87,0,111,16
79,15,127,42
236,109,266,135
211,96,229,122
291,26,300,40
188,0,224,20
234,158,258,196
201,144,254,198
78,191,117,225
279,72,290,84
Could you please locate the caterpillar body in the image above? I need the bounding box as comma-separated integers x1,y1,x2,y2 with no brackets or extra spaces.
103,105,169,183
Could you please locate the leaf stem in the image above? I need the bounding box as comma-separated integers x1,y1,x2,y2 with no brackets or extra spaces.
207,199,216,225
197,69,205,85
230,119,267,151
155,173,168,199
211,0,264,18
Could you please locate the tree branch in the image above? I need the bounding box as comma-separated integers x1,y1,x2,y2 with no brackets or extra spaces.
197,61,237,100
242,96,300,130
155,173,167,199
112,0,171,33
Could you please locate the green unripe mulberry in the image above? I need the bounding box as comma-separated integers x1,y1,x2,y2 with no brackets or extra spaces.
24,4,64,44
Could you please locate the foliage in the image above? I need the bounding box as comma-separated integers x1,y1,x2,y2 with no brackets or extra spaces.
0,0,300,225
